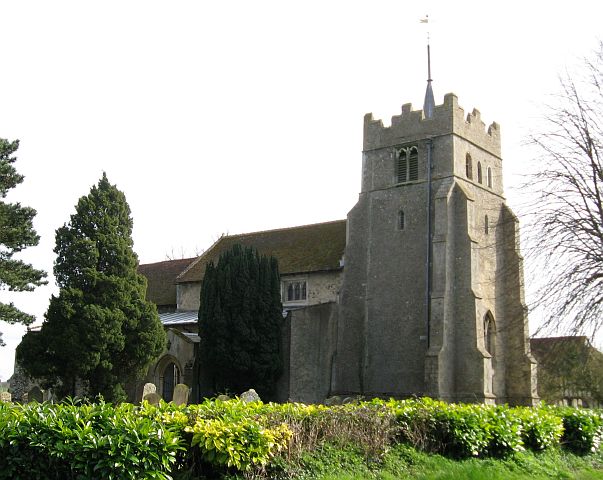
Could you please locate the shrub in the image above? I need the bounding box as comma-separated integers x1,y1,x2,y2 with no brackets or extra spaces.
557,407,603,454
0,400,184,480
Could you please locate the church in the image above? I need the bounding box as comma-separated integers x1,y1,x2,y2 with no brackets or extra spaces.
135,74,539,405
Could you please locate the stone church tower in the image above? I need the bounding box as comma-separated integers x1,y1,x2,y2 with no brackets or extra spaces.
331,61,538,404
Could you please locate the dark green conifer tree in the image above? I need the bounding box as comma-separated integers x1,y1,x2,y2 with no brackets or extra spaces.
18,174,165,401
198,244,282,399
0,138,47,346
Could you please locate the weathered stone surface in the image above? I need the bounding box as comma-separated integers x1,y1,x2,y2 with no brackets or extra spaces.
216,394,230,402
142,383,157,402
0,391,11,403
342,397,354,405
28,386,43,403
172,384,189,406
143,392,161,406
324,395,342,406
240,389,261,403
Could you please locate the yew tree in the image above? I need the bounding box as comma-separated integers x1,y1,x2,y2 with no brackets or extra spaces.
0,139,46,346
198,244,283,400
18,173,165,401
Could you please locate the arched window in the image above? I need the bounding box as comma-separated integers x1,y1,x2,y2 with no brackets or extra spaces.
487,167,492,188
466,154,473,179
396,145,419,183
485,215,489,235
162,362,180,402
398,209,405,230
477,162,483,184
484,313,495,355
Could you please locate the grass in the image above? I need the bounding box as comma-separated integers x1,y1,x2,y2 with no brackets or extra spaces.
267,443,603,480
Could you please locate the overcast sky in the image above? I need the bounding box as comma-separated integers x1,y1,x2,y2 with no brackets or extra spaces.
1,1,601,381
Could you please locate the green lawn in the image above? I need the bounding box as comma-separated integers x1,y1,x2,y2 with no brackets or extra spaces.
271,443,603,480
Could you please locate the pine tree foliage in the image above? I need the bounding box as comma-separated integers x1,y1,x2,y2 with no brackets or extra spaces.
199,244,283,400
0,138,47,346
17,174,165,401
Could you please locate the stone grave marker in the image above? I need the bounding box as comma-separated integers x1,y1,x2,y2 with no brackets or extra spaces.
0,391,11,403
28,386,43,403
240,389,261,403
143,392,161,406
172,384,189,406
141,383,156,402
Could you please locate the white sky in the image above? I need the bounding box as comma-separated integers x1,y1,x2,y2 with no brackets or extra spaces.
0,0,601,382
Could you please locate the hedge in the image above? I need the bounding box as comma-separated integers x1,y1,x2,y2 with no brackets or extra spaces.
0,397,602,479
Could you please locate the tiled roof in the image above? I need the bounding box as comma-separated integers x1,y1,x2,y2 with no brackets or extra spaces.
530,336,601,361
176,220,346,284
138,258,196,306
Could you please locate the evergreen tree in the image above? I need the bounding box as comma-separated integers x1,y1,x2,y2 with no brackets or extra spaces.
0,138,47,346
18,173,165,401
199,244,283,399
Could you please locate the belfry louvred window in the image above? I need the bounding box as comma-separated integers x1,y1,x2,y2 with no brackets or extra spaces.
396,146,419,183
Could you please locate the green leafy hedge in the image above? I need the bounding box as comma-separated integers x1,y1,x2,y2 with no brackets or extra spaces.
1,397,602,479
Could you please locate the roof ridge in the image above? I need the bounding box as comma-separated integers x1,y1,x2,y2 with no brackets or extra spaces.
139,257,196,269
228,219,346,239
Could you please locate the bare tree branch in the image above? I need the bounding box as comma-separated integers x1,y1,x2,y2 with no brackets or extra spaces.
524,42,603,339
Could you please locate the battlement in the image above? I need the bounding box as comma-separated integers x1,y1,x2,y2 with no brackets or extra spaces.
363,93,501,157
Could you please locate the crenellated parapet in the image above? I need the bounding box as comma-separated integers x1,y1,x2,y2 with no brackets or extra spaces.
363,93,501,157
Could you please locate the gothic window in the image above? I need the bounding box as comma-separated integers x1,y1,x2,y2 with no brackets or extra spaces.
162,362,180,402
485,215,489,235
484,313,495,355
466,153,473,179
477,162,483,184
396,145,419,183
398,209,405,230
284,280,307,302
487,167,492,188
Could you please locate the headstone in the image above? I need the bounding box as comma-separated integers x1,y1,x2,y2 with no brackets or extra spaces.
216,394,231,402
141,383,157,402
21,393,28,404
324,395,342,406
28,386,43,403
0,392,11,403
43,389,54,403
143,392,161,406
240,389,261,404
172,384,189,406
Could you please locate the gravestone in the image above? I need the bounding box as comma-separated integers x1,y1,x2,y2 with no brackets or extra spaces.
216,394,231,402
172,384,189,406
43,389,54,403
240,389,261,403
28,386,43,403
324,395,343,406
141,383,157,402
22,393,28,404
143,392,161,406
0,392,11,403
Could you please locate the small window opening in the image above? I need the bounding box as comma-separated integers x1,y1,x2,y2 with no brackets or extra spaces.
487,167,492,188
284,280,307,302
466,154,473,179
477,162,483,184
485,215,489,235
484,314,495,355
398,210,405,230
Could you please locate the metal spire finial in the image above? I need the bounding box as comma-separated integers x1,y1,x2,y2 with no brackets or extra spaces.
421,15,435,119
